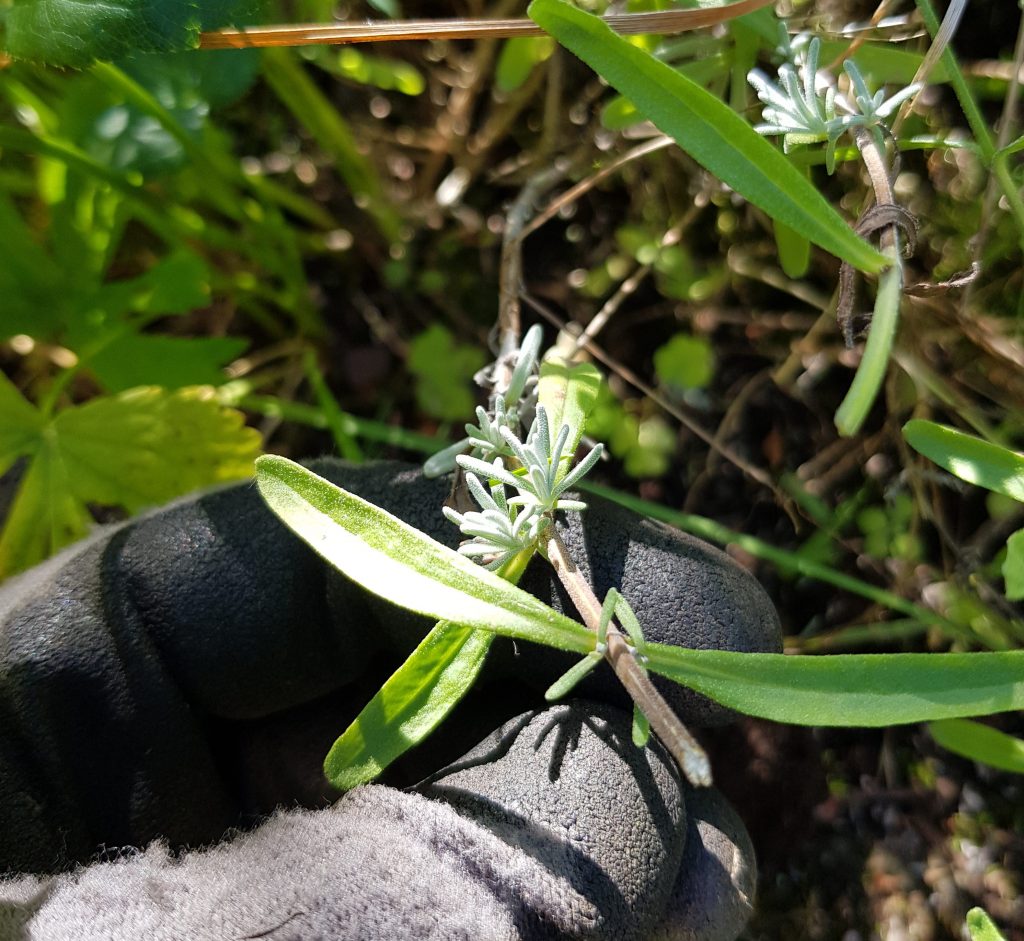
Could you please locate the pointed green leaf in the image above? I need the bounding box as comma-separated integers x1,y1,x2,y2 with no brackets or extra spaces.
0,372,43,478
255,456,593,653
325,621,496,790
929,718,1024,775
1004,529,1024,601
528,0,888,274
904,420,1024,502
0,387,260,579
644,646,1024,726
968,908,1008,941
325,548,535,790
538,358,602,458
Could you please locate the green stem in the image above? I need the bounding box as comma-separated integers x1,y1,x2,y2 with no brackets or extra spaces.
580,481,976,645
302,351,365,462
226,391,444,453
261,48,402,243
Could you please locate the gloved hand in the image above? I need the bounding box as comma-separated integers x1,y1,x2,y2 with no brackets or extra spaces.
0,459,781,940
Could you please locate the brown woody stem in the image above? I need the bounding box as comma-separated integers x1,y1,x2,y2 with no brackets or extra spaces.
542,526,712,787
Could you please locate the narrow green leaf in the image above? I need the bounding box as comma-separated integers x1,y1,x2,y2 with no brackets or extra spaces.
325,621,495,790
1004,529,1024,601
834,247,903,437
528,0,888,274
632,704,651,747
537,357,602,458
0,372,43,478
904,419,1024,502
967,908,1008,941
644,646,1024,726
255,456,593,653
774,217,811,279
929,718,1024,775
545,652,603,701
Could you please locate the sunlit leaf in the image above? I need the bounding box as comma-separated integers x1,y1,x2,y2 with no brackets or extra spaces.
537,358,602,458
929,718,1024,775
903,420,1024,502
324,548,534,790
0,386,261,578
325,621,495,790
254,456,594,653
1004,528,1024,601
644,645,1024,726
967,908,1008,941
528,0,888,273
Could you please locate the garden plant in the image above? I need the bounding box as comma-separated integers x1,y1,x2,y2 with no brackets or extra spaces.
2,0,1024,936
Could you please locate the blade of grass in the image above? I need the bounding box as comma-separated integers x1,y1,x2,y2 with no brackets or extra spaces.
645,645,1024,726
528,0,888,273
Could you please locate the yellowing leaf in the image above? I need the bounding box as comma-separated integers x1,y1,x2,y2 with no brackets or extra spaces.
0,386,261,579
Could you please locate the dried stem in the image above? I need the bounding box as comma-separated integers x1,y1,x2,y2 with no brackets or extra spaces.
199,1,773,49
542,526,712,787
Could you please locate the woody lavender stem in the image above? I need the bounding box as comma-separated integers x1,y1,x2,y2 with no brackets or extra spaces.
542,526,713,787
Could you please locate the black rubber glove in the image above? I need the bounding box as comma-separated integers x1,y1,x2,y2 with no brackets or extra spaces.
0,459,780,939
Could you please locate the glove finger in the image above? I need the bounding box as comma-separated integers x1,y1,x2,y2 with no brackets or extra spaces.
650,785,757,941
1,703,683,941
418,700,688,939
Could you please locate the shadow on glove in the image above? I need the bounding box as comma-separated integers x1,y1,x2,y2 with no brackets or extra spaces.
0,703,754,941
0,459,779,877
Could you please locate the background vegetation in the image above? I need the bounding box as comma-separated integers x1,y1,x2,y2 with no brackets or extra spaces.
1,0,1023,936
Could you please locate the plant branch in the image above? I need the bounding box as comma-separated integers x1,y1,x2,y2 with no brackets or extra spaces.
542,526,713,787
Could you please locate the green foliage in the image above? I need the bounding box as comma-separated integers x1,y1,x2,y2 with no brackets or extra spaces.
0,376,261,577
407,325,488,422
587,387,676,479
653,334,715,392
2,0,262,67
323,548,533,790
967,908,1008,941
903,420,1024,502
644,646,1024,727
496,37,555,93
856,493,922,562
929,718,1024,775
334,48,425,96
537,357,602,459
904,420,1024,601
325,621,496,790
255,456,1024,788
834,243,904,436
254,455,593,653
528,0,888,274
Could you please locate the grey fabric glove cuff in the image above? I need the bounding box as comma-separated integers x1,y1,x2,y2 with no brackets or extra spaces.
0,704,755,941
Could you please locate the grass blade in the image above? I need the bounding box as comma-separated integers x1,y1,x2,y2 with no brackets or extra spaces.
645,646,1024,726
528,0,888,273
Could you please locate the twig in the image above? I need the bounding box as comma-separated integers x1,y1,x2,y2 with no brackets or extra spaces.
199,1,774,49
498,166,567,364
542,527,712,787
